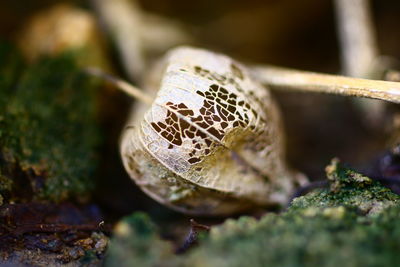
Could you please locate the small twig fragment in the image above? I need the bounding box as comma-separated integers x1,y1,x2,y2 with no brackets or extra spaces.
176,219,210,254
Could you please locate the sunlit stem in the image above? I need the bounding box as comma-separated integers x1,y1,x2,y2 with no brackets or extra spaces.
86,64,400,106
252,65,400,104
85,67,153,105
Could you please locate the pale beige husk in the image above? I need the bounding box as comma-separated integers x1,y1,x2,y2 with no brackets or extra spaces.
120,47,306,215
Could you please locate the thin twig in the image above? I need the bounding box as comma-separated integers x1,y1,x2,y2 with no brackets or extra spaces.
334,0,378,78
90,0,145,82
87,62,400,106
251,65,400,104
176,219,210,254
85,67,153,105
334,0,386,125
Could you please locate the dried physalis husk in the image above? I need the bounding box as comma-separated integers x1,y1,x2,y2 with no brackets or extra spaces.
120,47,307,215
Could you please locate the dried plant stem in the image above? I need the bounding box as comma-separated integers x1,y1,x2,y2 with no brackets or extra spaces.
87,64,400,105
90,0,145,82
334,0,378,77
334,0,388,125
85,67,153,105
251,65,400,104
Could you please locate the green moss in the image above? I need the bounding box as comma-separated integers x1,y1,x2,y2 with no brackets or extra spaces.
105,212,178,267
0,44,101,203
107,160,400,267
185,160,400,267
326,158,373,191
290,159,399,216
187,204,400,267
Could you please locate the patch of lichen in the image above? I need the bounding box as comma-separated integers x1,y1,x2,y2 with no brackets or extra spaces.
0,44,101,203
290,158,399,215
106,160,400,267
105,212,178,267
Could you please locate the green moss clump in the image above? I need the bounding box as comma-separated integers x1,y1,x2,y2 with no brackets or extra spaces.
105,212,178,267
187,205,400,267
290,158,399,215
0,44,101,203
184,159,400,267
107,159,400,267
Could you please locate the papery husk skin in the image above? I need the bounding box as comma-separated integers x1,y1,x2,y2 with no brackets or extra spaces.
120,47,306,215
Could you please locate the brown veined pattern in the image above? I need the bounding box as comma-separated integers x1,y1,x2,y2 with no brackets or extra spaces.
120,46,307,215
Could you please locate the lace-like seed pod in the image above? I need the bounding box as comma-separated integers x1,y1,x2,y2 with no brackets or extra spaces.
120,47,306,215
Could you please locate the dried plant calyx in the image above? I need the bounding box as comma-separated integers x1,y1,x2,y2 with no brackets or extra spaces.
120,47,306,215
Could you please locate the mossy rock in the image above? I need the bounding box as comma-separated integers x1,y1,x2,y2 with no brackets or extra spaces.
106,159,400,267
0,43,101,203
